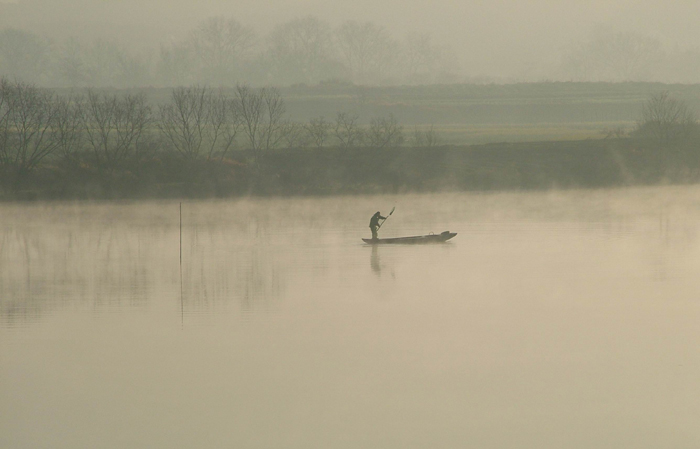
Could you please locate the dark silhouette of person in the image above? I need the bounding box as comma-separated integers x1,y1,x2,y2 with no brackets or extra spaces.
369,211,387,240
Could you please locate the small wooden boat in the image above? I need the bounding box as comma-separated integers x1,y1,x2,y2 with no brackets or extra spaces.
362,231,457,245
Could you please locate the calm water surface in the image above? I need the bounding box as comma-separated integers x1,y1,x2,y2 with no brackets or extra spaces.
2,188,700,448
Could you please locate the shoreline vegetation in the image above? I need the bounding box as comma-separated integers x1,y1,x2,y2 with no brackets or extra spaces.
2,80,700,201
4,139,700,201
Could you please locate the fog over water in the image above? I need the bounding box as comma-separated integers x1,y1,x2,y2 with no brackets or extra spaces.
2,187,700,448
2,0,700,82
2,0,700,446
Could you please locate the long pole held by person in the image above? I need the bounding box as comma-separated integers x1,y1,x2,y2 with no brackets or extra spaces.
377,207,395,230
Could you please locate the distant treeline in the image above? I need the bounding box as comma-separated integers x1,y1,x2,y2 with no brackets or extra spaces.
2,78,700,200
4,15,700,87
0,17,458,88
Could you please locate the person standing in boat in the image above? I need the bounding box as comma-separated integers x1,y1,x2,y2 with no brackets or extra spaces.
369,211,387,240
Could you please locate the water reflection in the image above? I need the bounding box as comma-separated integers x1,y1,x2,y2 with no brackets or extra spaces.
0,225,156,325
181,244,284,315
368,245,401,280
0,201,295,325
2,187,700,326
4,189,700,449
371,245,380,275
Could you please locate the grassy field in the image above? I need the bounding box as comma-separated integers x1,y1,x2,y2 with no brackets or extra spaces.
71,81,700,145
417,122,634,145
276,82,700,144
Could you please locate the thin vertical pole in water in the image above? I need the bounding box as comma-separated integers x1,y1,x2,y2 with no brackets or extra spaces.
180,202,182,266
180,202,183,325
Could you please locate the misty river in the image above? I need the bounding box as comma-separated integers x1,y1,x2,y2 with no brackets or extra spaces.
2,187,700,449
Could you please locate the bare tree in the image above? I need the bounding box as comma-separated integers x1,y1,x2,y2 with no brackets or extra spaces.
268,16,340,84
208,91,241,161
52,94,84,164
601,125,627,139
634,91,699,144
333,112,364,148
234,84,263,151
234,85,286,165
280,121,309,148
0,29,51,84
189,16,256,85
55,38,89,87
156,16,255,86
260,87,286,151
411,124,440,148
157,41,196,86
61,39,150,88
401,32,442,85
336,21,399,84
0,79,62,184
158,86,240,161
0,79,10,164
82,91,152,174
367,114,404,148
304,116,330,148
158,86,208,159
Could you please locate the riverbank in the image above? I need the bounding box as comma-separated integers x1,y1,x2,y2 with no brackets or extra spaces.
2,138,699,201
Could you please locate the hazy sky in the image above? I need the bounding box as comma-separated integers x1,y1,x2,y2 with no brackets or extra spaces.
2,0,700,79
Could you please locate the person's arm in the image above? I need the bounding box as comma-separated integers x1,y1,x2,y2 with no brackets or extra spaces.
379,215,387,220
